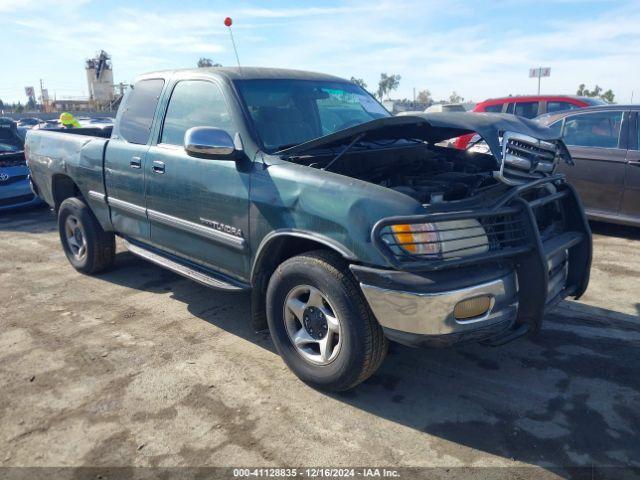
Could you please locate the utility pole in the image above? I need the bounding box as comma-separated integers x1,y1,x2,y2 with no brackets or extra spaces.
39,79,45,112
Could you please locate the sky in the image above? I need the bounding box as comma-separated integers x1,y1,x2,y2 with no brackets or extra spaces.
0,0,639,105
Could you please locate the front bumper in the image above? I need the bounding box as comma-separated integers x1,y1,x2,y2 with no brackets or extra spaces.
357,176,592,347
0,164,45,212
352,265,519,347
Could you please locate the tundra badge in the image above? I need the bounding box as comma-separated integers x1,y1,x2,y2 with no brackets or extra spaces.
200,217,243,238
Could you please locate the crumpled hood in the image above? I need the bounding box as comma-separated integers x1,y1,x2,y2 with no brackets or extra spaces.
277,112,568,163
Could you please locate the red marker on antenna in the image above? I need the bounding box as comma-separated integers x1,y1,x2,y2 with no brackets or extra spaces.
224,16,242,71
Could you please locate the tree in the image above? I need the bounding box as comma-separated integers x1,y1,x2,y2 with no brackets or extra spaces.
448,91,464,103
576,84,615,103
376,73,401,100
350,77,367,89
416,89,432,104
27,96,37,111
15,102,24,113
601,89,615,103
197,58,222,68
0,98,4,110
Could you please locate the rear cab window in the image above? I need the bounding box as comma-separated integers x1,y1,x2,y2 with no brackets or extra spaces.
118,79,165,145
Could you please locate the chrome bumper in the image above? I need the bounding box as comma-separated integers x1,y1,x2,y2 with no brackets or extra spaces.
360,272,518,337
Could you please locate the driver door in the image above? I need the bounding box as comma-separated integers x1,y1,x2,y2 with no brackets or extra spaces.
144,79,250,279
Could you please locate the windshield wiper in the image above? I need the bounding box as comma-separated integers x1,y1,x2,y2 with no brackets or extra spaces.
322,132,366,172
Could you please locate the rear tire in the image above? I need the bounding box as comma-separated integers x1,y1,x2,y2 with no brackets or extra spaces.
58,197,115,274
266,250,387,391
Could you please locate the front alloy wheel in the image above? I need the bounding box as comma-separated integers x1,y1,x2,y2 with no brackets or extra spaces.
284,285,342,365
266,250,388,391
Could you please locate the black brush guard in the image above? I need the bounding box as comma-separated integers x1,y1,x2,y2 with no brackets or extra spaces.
372,175,592,335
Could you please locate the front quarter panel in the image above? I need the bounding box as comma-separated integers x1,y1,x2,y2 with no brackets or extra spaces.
249,159,425,267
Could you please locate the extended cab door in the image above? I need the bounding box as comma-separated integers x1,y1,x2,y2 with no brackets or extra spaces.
556,109,628,217
104,78,165,241
621,111,640,222
144,78,250,280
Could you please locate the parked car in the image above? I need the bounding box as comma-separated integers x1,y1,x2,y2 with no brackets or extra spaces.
424,103,466,113
454,95,607,150
397,104,466,117
88,117,115,125
536,105,640,227
26,68,591,391
17,117,42,128
0,117,44,211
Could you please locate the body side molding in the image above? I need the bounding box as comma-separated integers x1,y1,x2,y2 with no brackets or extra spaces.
147,209,246,250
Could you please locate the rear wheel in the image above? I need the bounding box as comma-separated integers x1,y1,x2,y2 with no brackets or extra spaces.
58,197,115,274
266,250,387,391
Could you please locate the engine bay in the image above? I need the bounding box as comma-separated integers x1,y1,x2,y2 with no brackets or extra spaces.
293,142,503,205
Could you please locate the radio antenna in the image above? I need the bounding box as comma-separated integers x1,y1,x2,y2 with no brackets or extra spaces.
224,17,242,73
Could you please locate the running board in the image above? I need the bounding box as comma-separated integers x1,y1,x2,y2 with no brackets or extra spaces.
124,240,248,292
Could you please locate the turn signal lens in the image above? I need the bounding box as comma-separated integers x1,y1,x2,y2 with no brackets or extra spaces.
454,295,493,320
388,219,489,259
390,223,440,256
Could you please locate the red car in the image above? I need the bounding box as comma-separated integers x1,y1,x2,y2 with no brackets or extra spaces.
454,95,606,149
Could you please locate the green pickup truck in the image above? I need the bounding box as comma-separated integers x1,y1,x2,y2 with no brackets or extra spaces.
26,67,592,391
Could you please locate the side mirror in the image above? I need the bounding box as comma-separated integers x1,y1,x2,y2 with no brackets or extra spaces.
184,127,240,160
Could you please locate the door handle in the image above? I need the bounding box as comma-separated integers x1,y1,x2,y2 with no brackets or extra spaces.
628,160,640,167
130,156,141,169
152,160,165,174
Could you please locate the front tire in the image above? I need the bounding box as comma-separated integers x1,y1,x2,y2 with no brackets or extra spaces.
266,251,387,391
58,197,115,274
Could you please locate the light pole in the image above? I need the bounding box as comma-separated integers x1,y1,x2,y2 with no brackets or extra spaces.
529,67,551,94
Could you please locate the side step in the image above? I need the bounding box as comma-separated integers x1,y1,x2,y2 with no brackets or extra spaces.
124,240,249,292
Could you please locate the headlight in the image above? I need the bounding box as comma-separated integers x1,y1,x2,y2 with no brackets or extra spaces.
388,219,489,259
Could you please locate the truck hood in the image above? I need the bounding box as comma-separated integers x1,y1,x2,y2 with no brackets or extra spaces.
276,112,569,163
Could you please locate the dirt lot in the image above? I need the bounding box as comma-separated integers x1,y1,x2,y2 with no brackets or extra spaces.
1,207,639,478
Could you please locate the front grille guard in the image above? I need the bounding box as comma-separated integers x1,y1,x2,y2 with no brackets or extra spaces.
372,175,593,333
373,206,532,271
372,175,586,273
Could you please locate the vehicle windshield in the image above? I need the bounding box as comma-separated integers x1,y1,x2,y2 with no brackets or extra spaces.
0,126,23,152
234,79,390,152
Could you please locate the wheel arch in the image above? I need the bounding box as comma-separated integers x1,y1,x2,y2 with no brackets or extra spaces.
51,174,82,212
249,230,357,331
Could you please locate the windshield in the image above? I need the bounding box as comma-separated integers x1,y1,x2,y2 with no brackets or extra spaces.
0,125,23,153
234,79,390,152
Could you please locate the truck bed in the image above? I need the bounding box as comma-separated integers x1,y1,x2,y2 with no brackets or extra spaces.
25,128,111,225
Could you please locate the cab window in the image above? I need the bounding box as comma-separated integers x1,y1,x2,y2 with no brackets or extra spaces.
514,101,539,118
483,104,503,113
547,101,579,114
119,79,165,145
160,80,234,146
562,111,623,148
547,119,563,137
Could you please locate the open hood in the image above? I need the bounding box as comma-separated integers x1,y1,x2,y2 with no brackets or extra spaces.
277,112,567,159
276,112,572,185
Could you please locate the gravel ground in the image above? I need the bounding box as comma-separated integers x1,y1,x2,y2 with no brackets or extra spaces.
0,207,639,479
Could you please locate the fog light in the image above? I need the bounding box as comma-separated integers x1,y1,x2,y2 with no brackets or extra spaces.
454,295,493,320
